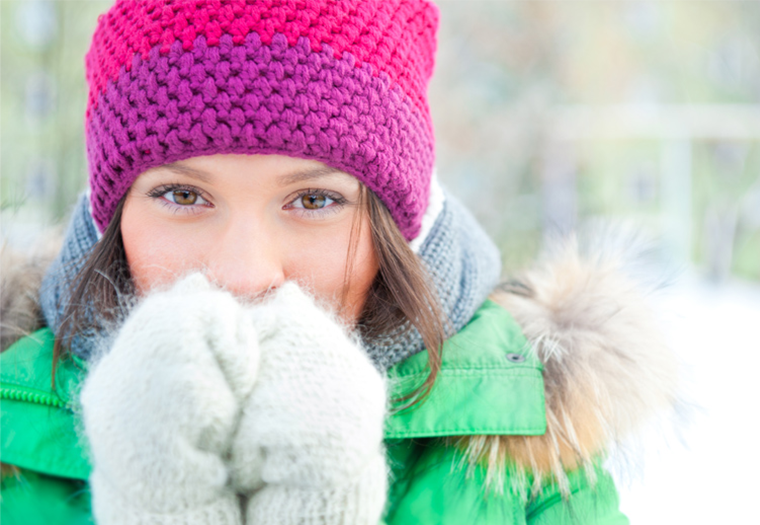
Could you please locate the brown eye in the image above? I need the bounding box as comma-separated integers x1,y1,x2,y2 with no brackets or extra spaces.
301,194,326,209
172,190,198,205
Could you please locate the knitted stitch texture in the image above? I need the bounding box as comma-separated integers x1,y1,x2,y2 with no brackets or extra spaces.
81,274,259,525
85,0,439,240
81,274,387,524
363,194,503,369
231,281,387,524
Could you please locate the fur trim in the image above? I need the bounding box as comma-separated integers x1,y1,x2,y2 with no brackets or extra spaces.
0,237,61,352
450,230,680,498
0,462,21,482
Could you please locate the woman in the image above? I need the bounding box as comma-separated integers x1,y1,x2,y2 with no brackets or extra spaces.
0,1,678,523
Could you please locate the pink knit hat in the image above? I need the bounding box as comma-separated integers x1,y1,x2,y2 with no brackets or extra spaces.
85,0,438,240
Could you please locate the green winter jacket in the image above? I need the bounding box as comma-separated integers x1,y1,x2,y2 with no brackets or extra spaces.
0,300,628,525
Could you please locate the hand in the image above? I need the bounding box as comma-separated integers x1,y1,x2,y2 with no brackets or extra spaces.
80,274,258,525
230,282,388,525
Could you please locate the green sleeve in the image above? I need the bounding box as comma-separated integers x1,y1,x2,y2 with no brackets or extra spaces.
384,440,525,525
526,464,629,525
383,440,629,525
0,468,94,525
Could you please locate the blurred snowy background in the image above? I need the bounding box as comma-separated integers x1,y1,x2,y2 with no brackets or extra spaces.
1,1,759,521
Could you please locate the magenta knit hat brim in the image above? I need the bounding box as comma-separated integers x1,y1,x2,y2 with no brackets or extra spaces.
85,0,438,240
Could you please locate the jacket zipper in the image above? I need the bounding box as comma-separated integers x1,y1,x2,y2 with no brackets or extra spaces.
0,386,67,409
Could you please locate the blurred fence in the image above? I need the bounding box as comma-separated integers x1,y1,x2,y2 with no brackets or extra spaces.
2,0,759,280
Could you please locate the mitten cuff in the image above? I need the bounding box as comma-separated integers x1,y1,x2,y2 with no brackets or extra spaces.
91,471,243,525
245,455,387,525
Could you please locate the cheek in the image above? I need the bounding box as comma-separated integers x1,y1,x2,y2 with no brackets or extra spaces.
121,200,196,294
121,218,162,295
289,220,377,324
344,228,379,320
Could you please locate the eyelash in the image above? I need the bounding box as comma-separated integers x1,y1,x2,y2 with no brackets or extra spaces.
285,188,348,218
146,184,348,218
146,184,212,215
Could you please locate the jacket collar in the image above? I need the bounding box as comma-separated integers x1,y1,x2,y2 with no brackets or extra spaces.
0,329,90,480
385,300,546,439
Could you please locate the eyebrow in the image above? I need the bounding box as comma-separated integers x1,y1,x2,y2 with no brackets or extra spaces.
277,166,342,186
162,163,213,183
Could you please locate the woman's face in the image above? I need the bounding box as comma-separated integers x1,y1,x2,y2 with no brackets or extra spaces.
121,154,378,324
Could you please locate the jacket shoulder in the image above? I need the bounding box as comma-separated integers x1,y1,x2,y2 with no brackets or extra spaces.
385,300,547,439
0,329,90,480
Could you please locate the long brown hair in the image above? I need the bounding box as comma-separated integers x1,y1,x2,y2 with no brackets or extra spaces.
54,187,447,403
53,197,133,374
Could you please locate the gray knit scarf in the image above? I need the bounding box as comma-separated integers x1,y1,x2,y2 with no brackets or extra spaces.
40,190,501,370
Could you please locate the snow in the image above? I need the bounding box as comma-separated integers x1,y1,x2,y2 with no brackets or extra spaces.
616,277,760,522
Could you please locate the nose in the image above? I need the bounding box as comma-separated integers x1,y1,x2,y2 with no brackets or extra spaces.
203,218,285,300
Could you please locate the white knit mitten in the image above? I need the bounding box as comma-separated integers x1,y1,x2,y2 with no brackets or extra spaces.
230,282,388,525
80,274,258,525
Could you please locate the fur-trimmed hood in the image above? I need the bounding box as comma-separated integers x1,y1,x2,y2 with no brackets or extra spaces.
455,232,680,496
1,232,680,497
0,238,60,352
